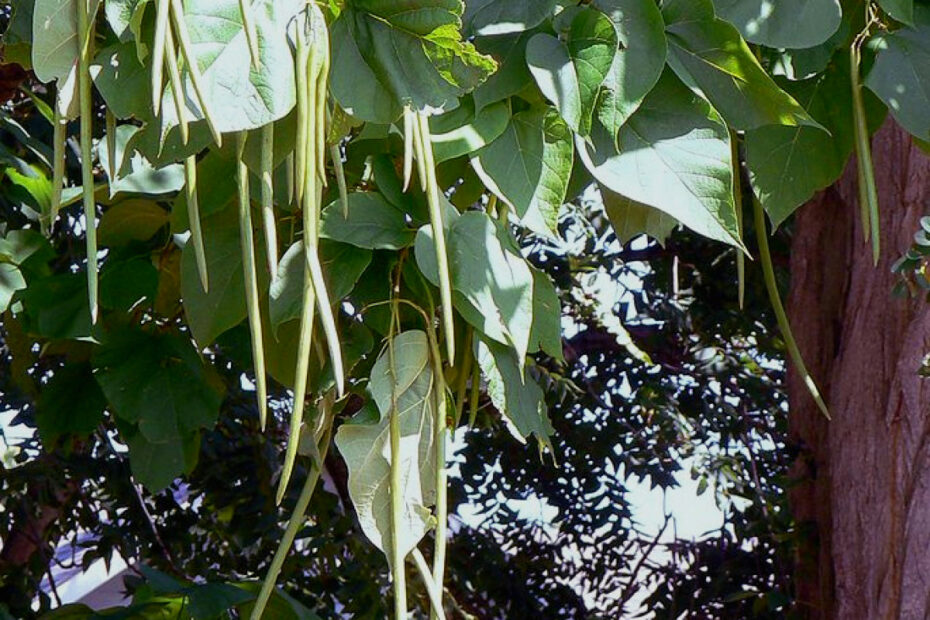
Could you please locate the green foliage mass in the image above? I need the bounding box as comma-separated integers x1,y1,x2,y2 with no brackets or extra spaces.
0,0,928,617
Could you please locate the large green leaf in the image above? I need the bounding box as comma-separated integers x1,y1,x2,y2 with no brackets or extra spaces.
36,362,106,447
593,0,668,139
712,0,842,49
429,99,511,163
472,107,573,236
601,185,678,246
528,268,563,361
320,192,416,250
866,8,930,141
122,425,200,492
747,57,857,227
334,330,437,565
662,0,817,130
526,7,618,136
98,125,185,198
462,0,558,35
18,272,93,339
159,0,305,134
92,41,149,120
879,0,914,24
269,240,371,336
105,0,149,44
0,264,26,314
98,199,170,246
475,336,554,450
415,211,535,364
31,0,79,83
330,0,497,121
3,0,33,69
171,151,237,232
472,32,536,111
99,256,159,311
180,207,247,347
577,71,740,247
94,327,224,444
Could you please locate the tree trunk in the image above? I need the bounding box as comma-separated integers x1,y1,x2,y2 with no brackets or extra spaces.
788,121,930,619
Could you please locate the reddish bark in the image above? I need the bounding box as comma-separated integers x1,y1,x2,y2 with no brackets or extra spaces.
789,121,930,619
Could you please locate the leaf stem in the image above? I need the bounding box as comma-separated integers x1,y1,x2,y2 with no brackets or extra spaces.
753,197,830,419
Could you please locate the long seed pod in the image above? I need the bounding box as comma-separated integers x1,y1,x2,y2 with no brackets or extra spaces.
315,41,329,185
425,323,449,620
275,268,316,505
150,0,171,115
387,315,408,620
260,124,278,279
77,0,98,323
403,106,415,191
331,143,348,217
415,112,456,362
304,35,345,398
169,0,222,146
277,58,326,501
164,28,189,144
731,130,746,309
753,197,830,419
286,152,295,206
236,133,269,429
293,30,311,205
411,549,447,620
47,105,66,235
850,43,880,265
238,0,260,68
184,156,208,291
253,405,333,619
105,109,117,181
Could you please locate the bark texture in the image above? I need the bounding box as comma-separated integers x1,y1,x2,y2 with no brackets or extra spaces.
789,121,930,619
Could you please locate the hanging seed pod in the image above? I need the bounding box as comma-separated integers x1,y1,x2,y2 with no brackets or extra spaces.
184,156,208,291
151,0,171,115
76,0,98,323
47,105,66,236
414,111,456,362
260,124,278,279
236,133,269,429
170,0,222,146
850,43,880,265
164,28,189,145
239,0,261,68
753,197,830,419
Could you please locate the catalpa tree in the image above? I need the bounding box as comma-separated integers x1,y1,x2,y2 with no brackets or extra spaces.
1,0,928,617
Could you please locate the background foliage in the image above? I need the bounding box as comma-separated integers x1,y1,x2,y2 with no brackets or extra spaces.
2,0,929,617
